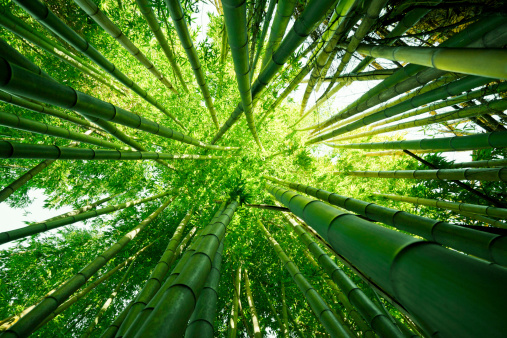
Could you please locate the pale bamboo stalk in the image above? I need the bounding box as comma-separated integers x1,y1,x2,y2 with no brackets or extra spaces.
343,168,507,182
450,158,507,168
244,269,262,337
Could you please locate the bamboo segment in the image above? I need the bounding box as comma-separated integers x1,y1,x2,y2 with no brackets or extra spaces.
326,131,507,152
132,201,238,337
115,209,194,336
222,0,262,149
135,0,187,92
374,193,507,222
351,43,507,80
2,196,174,338
455,210,507,230
281,282,289,337
184,241,224,338
0,58,239,151
309,17,507,134
450,158,507,168
266,176,507,265
310,70,396,84
250,0,276,79
279,213,403,337
307,75,491,144
0,191,173,245
259,0,297,72
73,0,177,94
13,0,185,128
345,168,507,182
362,149,464,157
164,0,218,129
266,183,507,337
227,266,242,338
211,0,337,144
0,141,232,161
80,259,136,338
330,98,507,142
257,220,353,337
121,204,227,337
244,269,262,337
0,110,127,150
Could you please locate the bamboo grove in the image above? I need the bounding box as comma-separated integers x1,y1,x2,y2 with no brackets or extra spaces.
0,0,506,337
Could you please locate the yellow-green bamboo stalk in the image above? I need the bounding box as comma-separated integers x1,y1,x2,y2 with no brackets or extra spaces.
450,158,507,168
456,210,507,229
244,269,262,337
228,266,242,338
74,0,177,94
344,168,507,182
362,149,462,157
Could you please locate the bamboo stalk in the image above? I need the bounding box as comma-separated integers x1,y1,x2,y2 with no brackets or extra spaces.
243,269,262,337
250,0,276,80
265,183,507,337
3,196,174,337
450,158,507,168
228,266,242,338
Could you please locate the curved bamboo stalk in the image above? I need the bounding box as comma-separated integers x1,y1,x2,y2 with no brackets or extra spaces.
257,220,353,337
307,75,496,144
222,0,262,149
450,158,507,169
121,204,227,337
329,98,507,143
309,17,507,134
0,191,174,245
74,0,177,94
326,131,507,152
267,176,507,265
184,241,225,337
227,266,242,338
132,201,237,337
0,110,127,150
265,183,507,337
243,269,261,337
164,0,218,129
13,0,185,128
351,43,507,80
259,0,297,72
0,141,232,161
2,196,174,338
374,193,507,221
115,209,194,336
135,0,187,91
211,0,337,144
0,58,239,151
279,213,402,337
80,258,136,338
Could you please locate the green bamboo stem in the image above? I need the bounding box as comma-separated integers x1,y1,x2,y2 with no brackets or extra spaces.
312,15,507,133
281,282,289,337
344,168,507,182
450,158,507,169
121,204,227,337
0,141,231,161
228,266,242,338
0,110,127,150
259,0,297,72
374,193,507,222
116,209,194,336
250,0,276,80
2,196,174,338
306,73,492,144
247,0,267,70
257,220,353,337
286,307,305,338
455,210,507,230
135,0,187,92
329,98,507,142
258,283,285,335
164,0,218,129
267,176,507,265
244,269,262,337
362,149,464,157
40,193,122,223
0,58,239,151
280,213,401,337
326,131,507,153
222,0,262,149
211,0,337,144
131,201,237,337
350,43,507,80
74,0,177,94
266,183,507,337
13,0,185,128
0,191,173,245
0,11,122,94
184,240,225,338
80,258,136,338
368,81,507,130
306,70,395,84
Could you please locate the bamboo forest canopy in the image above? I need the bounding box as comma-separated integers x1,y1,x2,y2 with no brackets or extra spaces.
1,0,507,336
